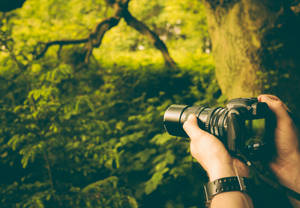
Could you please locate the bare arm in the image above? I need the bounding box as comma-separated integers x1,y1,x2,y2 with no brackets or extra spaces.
258,95,300,207
183,115,253,208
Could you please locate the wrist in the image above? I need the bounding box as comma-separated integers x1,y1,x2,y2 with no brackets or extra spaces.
270,152,300,192
207,165,236,181
204,176,254,208
207,159,249,181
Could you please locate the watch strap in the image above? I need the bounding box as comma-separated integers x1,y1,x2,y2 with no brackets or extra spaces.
203,176,251,206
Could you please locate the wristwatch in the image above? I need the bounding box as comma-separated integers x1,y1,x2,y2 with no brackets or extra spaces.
203,176,252,207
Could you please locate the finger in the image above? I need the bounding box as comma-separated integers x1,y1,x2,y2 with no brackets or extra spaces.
258,94,291,122
183,115,233,175
183,114,213,141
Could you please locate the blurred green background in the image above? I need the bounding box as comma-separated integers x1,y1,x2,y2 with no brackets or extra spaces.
0,1,220,207
1,0,299,207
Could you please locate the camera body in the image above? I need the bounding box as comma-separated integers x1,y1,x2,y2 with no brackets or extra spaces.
163,98,272,157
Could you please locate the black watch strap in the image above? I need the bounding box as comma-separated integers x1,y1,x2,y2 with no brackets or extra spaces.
203,176,252,206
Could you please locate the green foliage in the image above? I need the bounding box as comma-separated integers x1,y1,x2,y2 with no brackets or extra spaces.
0,56,218,207
0,0,220,207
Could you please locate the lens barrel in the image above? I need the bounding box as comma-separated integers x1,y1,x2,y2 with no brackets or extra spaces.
163,105,189,137
163,104,228,139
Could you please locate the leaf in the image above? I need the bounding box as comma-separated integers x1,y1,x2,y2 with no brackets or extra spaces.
144,167,169,195
7,135,21,151
150,133,173,145
81,176,119,193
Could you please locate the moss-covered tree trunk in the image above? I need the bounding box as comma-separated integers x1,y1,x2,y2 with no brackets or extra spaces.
203,0,300,115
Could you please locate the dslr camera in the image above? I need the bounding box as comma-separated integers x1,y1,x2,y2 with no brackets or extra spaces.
163,98,273,158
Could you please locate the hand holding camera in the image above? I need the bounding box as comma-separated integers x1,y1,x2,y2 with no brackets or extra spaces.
258,95,300,207
163,94,300,207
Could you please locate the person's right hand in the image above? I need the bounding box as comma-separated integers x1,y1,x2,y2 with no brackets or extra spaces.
258,94,300,207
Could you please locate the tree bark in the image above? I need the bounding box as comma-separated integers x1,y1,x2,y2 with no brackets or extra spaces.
202,0,300,115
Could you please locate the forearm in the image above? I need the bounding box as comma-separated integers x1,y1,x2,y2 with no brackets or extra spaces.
270,152,300,207
283,169,300,207
210,192,253,208
183,115,254,207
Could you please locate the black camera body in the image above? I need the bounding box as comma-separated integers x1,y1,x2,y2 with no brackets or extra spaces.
163,98,272,157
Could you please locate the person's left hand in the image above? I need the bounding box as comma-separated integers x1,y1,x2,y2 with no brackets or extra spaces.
183,114,249,181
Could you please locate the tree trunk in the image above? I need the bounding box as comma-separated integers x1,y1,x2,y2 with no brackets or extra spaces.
203,0,300,116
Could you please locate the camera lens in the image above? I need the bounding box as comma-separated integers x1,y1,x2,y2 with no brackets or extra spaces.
163,104,228,139
163,105,189,137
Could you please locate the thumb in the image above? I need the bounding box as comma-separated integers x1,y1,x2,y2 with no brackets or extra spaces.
183,114,212,141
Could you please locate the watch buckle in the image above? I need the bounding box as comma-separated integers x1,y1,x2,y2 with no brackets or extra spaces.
237,176,247,191
203,185,210,207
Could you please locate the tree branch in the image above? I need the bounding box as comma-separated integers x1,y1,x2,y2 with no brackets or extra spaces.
122,10,176,68
43,149,63,207
35,38,88,60
35,17,121,60
34,0,176,68
84,17,120,62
